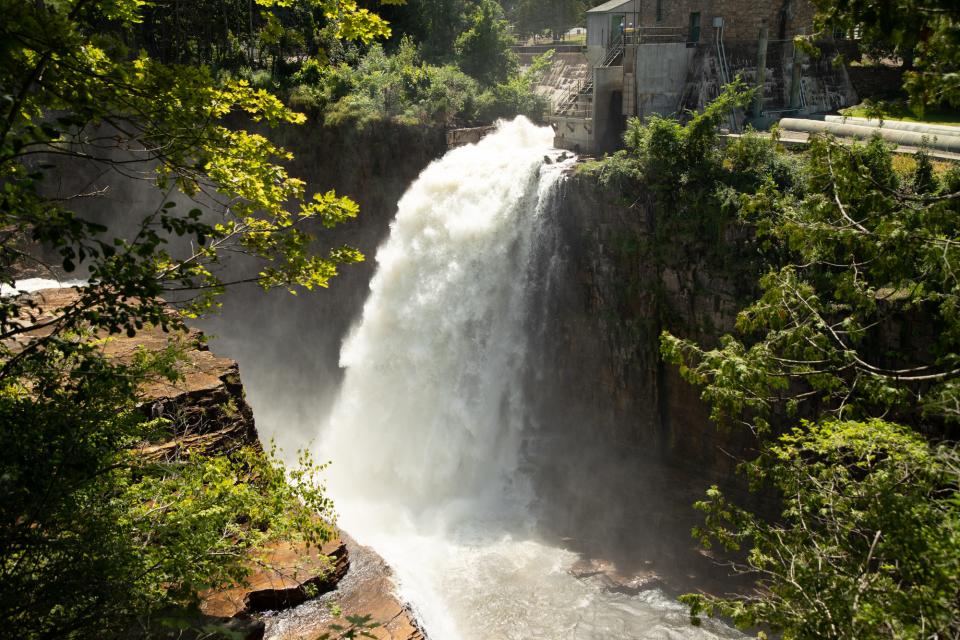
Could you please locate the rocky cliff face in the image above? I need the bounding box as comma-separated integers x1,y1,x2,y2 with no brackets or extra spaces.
523,170,764,592
200,120,448,454
531,172,761,477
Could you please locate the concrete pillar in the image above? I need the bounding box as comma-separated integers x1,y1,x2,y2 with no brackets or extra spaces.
789,41,804,110
753,23,768,117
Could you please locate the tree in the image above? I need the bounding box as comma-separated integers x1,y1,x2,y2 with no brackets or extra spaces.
662,136,960,431
367,0,472,62
809,0,960,107
513,0,584,41
0,0,395,636
644,91,960,634
684,420,960,639
455,0,517,85
587,68,960,632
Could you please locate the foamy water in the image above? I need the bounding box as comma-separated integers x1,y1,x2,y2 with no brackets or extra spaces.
316,118,742,639
1,278,88,296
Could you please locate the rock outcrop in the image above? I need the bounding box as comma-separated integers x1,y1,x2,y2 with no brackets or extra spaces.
201,538,349,619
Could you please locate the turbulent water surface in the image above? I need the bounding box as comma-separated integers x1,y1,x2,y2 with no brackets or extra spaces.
1,278,88,296
317,118,741,640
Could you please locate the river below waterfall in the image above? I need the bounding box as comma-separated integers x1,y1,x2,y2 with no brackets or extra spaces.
316,118,742,640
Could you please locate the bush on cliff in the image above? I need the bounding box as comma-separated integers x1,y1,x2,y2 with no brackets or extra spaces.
684,420,960,639
292,36,549,127
655,120,960,636
0,341,334,636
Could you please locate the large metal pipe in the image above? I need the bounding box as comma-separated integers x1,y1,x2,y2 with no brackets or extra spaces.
823,115,960,138
779,118,960,153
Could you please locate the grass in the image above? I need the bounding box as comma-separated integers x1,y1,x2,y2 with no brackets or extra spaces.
840,101,960,127
891,153,955,177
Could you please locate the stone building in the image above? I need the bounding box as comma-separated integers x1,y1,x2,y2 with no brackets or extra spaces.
550,0,855,153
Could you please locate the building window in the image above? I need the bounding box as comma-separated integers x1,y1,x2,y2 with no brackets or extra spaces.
656,0,662,22
688,12,701,43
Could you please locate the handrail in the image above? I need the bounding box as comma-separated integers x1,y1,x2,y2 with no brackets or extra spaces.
558,108,594,118
601,36,624,67
715,25,731,86
630,26,686,44
555,79,594,117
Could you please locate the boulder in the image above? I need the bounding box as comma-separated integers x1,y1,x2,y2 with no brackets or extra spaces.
569,557,663,595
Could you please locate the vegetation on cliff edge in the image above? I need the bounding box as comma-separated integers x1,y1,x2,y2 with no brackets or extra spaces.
0,0,398,636
586,74,960,637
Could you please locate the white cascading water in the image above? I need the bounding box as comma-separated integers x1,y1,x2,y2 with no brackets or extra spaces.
0,278,88,296
318,118,741,639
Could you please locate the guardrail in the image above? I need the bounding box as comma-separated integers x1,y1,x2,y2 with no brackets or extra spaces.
601,36,624,66
626,27,687,44
554,79,594,117
511,44,585,55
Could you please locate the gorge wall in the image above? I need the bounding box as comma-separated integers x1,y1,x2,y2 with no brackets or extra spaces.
202,120,448,453
533,171,761,483
521,169,764,590
210,119,760,484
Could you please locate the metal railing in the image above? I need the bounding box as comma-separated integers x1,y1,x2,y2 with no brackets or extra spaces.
601,36,624,67
714,24,741,132
714,25,731,86
627,26,687,44
559,105,594,118
554,79,594,118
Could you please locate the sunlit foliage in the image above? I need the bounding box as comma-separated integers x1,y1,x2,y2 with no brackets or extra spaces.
0,0,395,636
588,79,960,637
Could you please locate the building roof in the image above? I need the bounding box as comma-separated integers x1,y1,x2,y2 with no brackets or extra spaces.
586,0,638,14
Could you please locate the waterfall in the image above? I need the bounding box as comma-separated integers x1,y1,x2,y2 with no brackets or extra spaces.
317,118,741,640
321,116,553,510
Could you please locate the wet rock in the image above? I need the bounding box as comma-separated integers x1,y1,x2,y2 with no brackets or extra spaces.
570,557,663,595
201,537,348,618
263,534,425,640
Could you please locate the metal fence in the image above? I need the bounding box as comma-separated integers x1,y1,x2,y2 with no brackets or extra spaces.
625,26,687,44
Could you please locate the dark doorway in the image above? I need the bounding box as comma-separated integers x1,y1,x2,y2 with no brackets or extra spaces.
688,12,701,43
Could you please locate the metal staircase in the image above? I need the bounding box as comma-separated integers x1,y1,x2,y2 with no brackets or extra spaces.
556,80,594,117
600,36,625,67
552,34,624,120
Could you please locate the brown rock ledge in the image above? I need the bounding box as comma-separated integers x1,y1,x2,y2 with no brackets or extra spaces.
201,537,349,619
262,533,426,640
